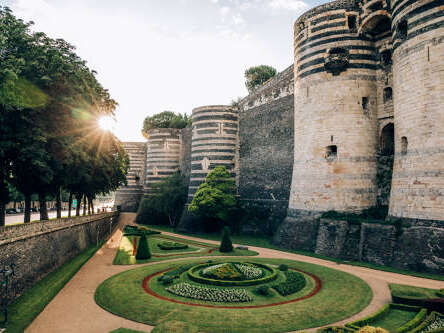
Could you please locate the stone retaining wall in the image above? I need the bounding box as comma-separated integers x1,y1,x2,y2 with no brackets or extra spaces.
0,212,119,303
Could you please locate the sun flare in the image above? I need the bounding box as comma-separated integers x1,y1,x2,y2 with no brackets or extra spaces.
98,116,115,132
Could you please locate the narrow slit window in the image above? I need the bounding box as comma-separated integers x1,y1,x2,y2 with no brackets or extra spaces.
347,15,357,30
362,97,368,110
383,87,392,103
398,20,408,39
326,145,338,161
401,137,408,155
380,50,392,66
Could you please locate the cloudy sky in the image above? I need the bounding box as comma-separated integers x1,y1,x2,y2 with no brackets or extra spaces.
3,0,327,141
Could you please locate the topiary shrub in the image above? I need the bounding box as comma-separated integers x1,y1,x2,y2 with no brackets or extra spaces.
278,264,288,271
255,285,271,296
219,226,233,253
151,320,198,333
135,233,151,260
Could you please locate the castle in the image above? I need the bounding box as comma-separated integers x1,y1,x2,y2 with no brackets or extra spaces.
115,0,444,273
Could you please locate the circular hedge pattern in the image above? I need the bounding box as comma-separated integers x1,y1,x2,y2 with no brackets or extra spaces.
95,258,373,333
187,262,278,286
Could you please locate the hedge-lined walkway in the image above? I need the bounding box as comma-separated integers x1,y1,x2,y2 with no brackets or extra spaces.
26,213,444,333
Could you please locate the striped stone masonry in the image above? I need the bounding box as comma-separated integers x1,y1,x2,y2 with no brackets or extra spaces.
188,105,239,202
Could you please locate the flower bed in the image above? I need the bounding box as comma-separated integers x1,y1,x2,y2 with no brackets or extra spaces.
234,263,263,279
272,270,306,296
409,311,444,333
157,241,189,251
188,262,278,287
166,282,252,303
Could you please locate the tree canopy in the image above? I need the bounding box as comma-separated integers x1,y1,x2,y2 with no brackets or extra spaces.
0,6,129,225
188,166,237,225
244,65,277,92
142,111,191,138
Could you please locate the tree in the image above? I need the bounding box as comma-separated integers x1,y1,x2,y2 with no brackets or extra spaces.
219,226,233,252
244,65,277,92
188,166,237,225
135,233,151,260
136,172,187,227
142,111,191,138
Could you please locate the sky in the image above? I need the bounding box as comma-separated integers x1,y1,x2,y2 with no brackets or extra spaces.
3,0,328,141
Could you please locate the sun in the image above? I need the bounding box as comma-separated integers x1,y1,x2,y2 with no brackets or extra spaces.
98,116,115,132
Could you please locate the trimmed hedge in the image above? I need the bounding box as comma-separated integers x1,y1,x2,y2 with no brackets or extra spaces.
157,242,189,250
408,311,444,333
272,270,306,297
346,304,426,331
391,294,444,313
135,234,151,260
187,262,278,287
316,327,356,333
123,225,161,237
437,289,444,299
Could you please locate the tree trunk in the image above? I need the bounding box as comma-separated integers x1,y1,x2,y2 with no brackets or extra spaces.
87,196,91,215
13,200,16,209
82,195,87,216
24,194,31,223
90,197,95,214
38,193,49,221
76,194,81,217
68,192,73,217
56,188,62,219
0,202,5,227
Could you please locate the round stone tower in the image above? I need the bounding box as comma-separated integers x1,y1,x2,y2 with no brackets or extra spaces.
187,105,239,203
144,128,182,195
389,0,444,221
288,0,380,217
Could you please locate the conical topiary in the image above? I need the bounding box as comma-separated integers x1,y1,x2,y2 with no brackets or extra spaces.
135,233,151,260
219,226,233,253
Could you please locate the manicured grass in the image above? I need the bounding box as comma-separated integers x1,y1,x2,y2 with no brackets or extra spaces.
113,234,258,265
0,241,104,333
145,224,444,281
389,283,442,299
95,258,372,332
369,308,417,330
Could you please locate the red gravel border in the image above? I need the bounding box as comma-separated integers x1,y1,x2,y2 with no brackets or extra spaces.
142,266,322,309
132,237,138,256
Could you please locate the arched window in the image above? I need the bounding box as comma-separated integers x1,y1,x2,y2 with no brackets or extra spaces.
325,145,338,162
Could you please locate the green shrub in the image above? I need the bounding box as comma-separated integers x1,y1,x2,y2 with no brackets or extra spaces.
316,327,356,333
397,308,427,332
157,241,188,250
408,311,444,333
437,289,444,298
272,270,306,296
159,275,174,285
278,264,288,271
151,320,198,333
255,285,271,296
219,226,233,253
135,234,151,260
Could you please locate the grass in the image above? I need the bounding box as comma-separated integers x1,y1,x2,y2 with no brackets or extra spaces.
0,241,104,333
109,329,147,333
389,283,442,299
144,224,444,281
113,234,258,265
369,308,417,330
95,257,372,333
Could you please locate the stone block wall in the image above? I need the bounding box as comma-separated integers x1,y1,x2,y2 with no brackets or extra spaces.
0,212,119,303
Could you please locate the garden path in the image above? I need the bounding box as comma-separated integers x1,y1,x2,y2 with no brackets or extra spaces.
26,213,444,333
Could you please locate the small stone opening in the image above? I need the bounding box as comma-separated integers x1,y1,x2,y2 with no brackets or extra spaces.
380,123,394,155
380,49,392,66
369,1,384,11
325,145,338,162
325,48,349,75
401,136,408,155
383,87,392,103
398,19,408,39
347,15,357,30
362,97,369,110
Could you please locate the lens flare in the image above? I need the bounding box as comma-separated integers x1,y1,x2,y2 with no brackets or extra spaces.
98,116,115,132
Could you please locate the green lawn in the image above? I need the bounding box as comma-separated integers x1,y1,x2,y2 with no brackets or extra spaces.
144,224,444,281
369,308,417,330
0,241,104,333
389,283,442,299
110,329,147,333
113,234,258,265
95,258,372,333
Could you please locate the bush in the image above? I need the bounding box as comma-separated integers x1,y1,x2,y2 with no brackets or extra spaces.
437,289,444,298
157,241,188,250
255,285,271,296
316,327,356,333
356,327,388,333
219,226,233,253
272,270,306,296
158,275,174,285
278,264,288,271
151,320,198,333
135,234,151,260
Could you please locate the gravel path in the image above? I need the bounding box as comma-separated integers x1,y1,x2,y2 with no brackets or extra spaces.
25,213,444,333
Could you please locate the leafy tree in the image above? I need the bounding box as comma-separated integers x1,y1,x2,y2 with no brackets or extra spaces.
142,111,191,138
219,226,233,252
136,172,187,227
188,166,237,225
135,233,151,260
245,65,277,92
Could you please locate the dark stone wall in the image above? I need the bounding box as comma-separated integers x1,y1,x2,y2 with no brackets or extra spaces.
0,213,119,303
274,215,444,274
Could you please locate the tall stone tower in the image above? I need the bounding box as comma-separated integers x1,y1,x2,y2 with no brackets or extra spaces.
144,128,182,196
389,0,444,221
287,0,379,219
